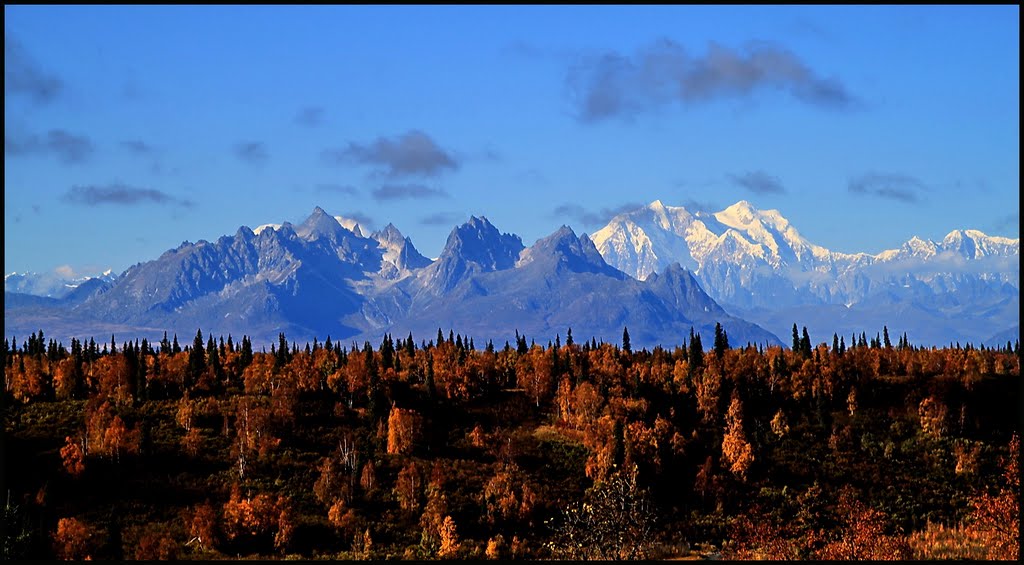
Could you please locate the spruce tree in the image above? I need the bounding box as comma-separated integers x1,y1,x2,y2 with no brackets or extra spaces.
189,329,207,387
207,335,221,382
364,341,384,420
689,328,704,370
381,333,394,370
240,336,253,369
800,327,812,358
714,322,729,357
425,351,436,400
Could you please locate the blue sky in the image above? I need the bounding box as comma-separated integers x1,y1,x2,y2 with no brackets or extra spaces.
5,5,1019,278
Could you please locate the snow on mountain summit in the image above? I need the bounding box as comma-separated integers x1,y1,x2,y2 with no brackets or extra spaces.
5,269,119,299
592,199,831,282
591,199,1020,311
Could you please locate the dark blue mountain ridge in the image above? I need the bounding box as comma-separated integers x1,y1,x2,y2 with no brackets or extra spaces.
414,215,525,295
5,207,782,349
365,222,780,349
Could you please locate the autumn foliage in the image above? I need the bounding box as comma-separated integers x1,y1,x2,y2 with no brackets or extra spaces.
52,517,98,560
0,327,1018,560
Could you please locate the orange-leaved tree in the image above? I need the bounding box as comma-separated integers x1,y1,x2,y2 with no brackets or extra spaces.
965,433,1019,560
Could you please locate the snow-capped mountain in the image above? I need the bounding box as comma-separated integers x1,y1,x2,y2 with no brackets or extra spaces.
6,202,1016,349
5,269,118,299
5,208,780,350
591,200,1019,345
371,223,432,280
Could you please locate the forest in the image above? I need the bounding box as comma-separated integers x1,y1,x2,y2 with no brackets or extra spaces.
2,324,1019,560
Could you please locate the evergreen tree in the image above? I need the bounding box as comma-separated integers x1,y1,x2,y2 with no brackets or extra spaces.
364,341,384,420
137,339,149,400
689,328,704,370
425,351,436,400
207,336,222,382
380,333,394,370
714,322,729,357
122,340,138,401
189,328,207,387
832,333,840,355
516,331,528,355
47,339,59,364
883,326,892,349
792,323,801,352
566,327,574,347
172,334,181,355
622,326,631,354
800,327,812,358
240,336,253,369
276,332,290,369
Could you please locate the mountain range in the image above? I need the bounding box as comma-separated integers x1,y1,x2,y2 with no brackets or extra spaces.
591,200,1019,347
5,201,1018,349
3,207,779,350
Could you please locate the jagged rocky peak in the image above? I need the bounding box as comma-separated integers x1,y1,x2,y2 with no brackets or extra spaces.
372,223,405,246
518,225,624,277
295,206,347,241
373,222,431,275
648,261,695,283
644,260,723,313
235,225,256,240
334,215,364,237
521,225,578,256
440,215,524,271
